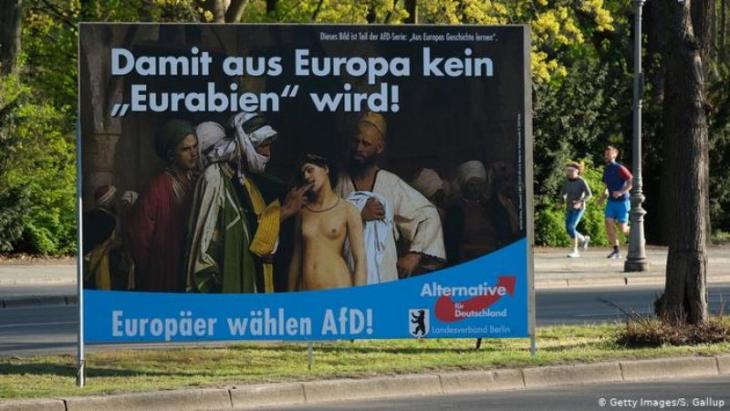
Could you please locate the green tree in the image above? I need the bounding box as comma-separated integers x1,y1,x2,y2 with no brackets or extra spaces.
13,0,708,254
0,75,75,254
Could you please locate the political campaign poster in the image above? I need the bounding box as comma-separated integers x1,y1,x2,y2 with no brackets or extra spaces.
78,23,534,344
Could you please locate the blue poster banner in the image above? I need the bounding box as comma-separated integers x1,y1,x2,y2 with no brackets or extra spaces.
85,238,528,343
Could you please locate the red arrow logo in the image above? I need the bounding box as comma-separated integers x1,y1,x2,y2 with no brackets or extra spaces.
434,276,516,322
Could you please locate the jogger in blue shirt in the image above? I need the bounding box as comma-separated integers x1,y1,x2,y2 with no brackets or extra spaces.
598,146,633,259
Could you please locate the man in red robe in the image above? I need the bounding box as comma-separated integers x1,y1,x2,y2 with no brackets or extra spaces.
129,119,199,291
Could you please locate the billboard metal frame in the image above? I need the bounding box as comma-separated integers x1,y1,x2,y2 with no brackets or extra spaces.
75,22,537,386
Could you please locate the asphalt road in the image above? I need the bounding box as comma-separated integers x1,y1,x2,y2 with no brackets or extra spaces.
272,375,730,411
1,283,729,356
536,282,730,326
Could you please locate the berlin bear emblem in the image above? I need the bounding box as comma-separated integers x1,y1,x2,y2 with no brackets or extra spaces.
408,308,430,337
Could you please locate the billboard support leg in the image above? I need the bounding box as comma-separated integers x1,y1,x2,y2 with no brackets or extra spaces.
75,119,86,388
530,335,537,357
307,342,314,370
76,359,86,387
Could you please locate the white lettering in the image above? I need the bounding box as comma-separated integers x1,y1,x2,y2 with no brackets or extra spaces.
129,82,279,113
112,310,123,336
423,47,493,78
111,47,212,76
295,48,410,85
111,48,134,75
420,282,509,297
110,311,217,341
321,309,338,335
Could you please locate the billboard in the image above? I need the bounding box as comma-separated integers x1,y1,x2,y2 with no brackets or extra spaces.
78,23,534,344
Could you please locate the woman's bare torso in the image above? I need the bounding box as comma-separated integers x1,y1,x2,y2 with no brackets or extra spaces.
299,201,352,290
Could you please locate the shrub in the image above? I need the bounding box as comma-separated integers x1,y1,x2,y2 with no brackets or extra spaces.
616,316,730,347
534,159,610,247
0,187,30,253
0,76,76,255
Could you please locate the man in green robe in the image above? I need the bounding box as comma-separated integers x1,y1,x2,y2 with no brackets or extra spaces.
186,115,307,293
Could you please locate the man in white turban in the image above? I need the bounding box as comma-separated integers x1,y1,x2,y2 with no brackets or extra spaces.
186,113,308,294
455,160,488,201
411,168,445,199
446,160,501,264
335,112,446,280
411,168,449,219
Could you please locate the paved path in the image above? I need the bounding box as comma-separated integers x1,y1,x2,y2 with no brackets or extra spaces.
534,245,730,288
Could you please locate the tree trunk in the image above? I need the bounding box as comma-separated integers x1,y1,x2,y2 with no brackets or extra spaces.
266,0,277,15
646,0,672,244
405,0,417,24
645,0,665,104
225,0,250,23
722,0,727,60
366,3,377,24
692,0,714,251
692,0,715,62
79,0,95,21
656,0,710,325
204,0,226,23
0,0,22,75
311,0,324,20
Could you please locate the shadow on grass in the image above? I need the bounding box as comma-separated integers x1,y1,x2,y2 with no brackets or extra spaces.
227,342,526,355
0,362,76,378
0,362,204,378
527,340,616,353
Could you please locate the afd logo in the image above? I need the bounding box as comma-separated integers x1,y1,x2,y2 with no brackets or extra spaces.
408,308,430,337
434,276,516,322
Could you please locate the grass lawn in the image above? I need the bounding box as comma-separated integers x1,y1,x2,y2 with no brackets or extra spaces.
1,321,729,400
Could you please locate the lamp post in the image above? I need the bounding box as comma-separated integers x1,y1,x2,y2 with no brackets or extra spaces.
625,0,649,272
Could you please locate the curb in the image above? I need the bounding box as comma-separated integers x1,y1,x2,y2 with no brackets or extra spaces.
438,369,523,393
229,382,305,408
718,355,730,374
535,274,730,290
619,356,719,381
2,355,728,411
0,279,75,287
63,388,231,411
0,295,77,309
522,362,622,387
0,399,65,411
303,374,441,403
